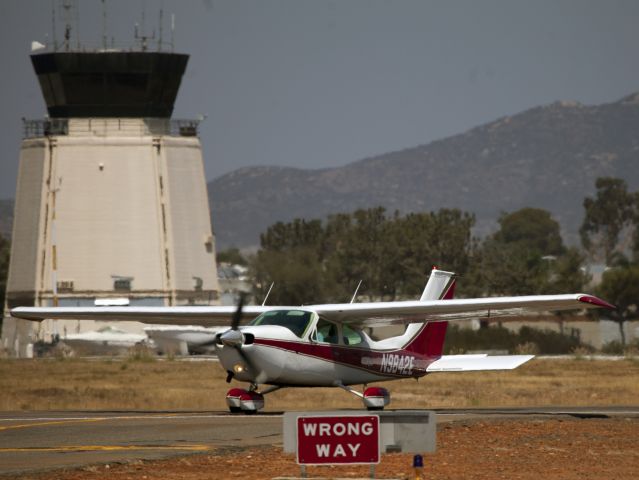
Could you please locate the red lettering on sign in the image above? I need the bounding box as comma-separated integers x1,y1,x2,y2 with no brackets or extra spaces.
296,415,380,465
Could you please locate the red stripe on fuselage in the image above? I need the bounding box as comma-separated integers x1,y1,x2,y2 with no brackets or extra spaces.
252,338,439,379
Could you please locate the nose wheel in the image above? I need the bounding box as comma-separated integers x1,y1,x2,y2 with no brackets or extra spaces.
225,385,281,414
226,388,264,414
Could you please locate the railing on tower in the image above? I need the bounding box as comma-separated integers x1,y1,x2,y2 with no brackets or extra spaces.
22,118,200,139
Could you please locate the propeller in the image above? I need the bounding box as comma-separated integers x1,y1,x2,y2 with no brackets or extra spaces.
219,292,246,347
231,292,245,330
217,293,258,382
195,293,246,349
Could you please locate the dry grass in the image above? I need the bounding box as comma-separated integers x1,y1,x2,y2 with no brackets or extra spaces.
0,357,637,411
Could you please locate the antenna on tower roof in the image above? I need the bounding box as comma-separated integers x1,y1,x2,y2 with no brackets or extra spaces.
101,0,107,50
170,13,175,52
158,8,163,52
51,0,58,51
74,0,80,49
61,0,74,51
134,3,155,52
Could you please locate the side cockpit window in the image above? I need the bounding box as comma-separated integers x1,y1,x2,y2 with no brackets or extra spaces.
315,318,339,344
313,319,364,346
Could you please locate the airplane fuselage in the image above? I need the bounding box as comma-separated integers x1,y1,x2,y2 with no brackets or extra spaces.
217,324,438,387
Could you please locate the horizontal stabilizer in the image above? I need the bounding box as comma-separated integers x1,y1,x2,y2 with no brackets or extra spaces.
426,354,534,372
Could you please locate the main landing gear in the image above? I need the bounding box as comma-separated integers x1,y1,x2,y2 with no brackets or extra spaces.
226,384,391,414
339,384,391,411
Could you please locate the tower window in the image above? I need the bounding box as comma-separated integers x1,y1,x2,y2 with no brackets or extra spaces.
112,276,134,291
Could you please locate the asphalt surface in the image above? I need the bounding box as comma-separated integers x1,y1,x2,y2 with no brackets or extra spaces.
1,407,638,476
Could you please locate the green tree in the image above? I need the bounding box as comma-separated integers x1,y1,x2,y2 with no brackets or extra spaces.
633,191,639,261
542,247,591,294
250,206,476,304
469,208,566,296
251,246,330,306
494,207,565,256
392,209,475,297
260,218,324,252
332,207,396,300
216,247,248,266
580,177,635,264
471,238,547,296
541,247,592,335
252,217,341,304
596,265,639,346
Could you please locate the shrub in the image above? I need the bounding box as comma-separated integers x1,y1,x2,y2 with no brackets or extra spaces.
443,324,592,355
601,340,624,355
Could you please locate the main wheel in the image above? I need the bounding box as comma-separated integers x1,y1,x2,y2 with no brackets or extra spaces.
363,386,391,410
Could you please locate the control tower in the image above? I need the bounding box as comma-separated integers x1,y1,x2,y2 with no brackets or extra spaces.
2,48,220,356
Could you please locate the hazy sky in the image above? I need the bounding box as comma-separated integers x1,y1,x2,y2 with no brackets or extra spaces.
1,0,638,199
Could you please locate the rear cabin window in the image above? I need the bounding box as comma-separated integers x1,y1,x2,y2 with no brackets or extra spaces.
342,324,364,346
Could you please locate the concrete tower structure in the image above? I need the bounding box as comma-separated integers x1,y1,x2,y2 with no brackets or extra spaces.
2,50,220,356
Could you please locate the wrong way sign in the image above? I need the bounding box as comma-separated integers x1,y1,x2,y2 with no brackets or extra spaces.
296,415,380,465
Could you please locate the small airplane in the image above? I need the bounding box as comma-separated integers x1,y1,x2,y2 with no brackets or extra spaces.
11,268,614,413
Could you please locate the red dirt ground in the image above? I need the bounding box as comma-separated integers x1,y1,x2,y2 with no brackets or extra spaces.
6,417,638,480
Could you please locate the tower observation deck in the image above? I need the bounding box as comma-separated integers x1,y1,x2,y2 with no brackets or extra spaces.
31,51,188,118
3,48,220,357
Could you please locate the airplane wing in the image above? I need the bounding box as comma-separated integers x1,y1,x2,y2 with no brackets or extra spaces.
426,354,534,372
309,293,614,327
9,305,281,327
10,293,613,328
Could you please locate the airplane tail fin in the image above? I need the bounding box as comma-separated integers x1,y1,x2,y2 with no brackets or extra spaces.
420,267,456,301
404,267,455,357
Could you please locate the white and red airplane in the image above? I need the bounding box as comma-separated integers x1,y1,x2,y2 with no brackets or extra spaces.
11,268,613,413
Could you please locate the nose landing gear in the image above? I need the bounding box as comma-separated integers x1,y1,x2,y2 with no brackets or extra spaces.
225,388,264,414
225,385,282,414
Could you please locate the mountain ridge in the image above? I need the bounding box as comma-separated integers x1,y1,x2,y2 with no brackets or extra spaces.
209,93,639,248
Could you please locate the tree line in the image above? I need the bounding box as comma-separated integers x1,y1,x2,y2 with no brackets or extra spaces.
249,206,588,303
228,176,639,346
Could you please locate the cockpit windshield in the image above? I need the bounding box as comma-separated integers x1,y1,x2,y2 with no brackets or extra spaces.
249,310,314,338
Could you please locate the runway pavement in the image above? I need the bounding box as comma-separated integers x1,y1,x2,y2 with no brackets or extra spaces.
1,407,637,476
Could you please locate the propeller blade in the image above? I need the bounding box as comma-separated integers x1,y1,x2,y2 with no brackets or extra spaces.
231,292,246,330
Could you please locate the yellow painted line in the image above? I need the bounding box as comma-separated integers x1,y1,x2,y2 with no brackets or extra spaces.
0,413,194,432
0,418,107,432
0,444,211,453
